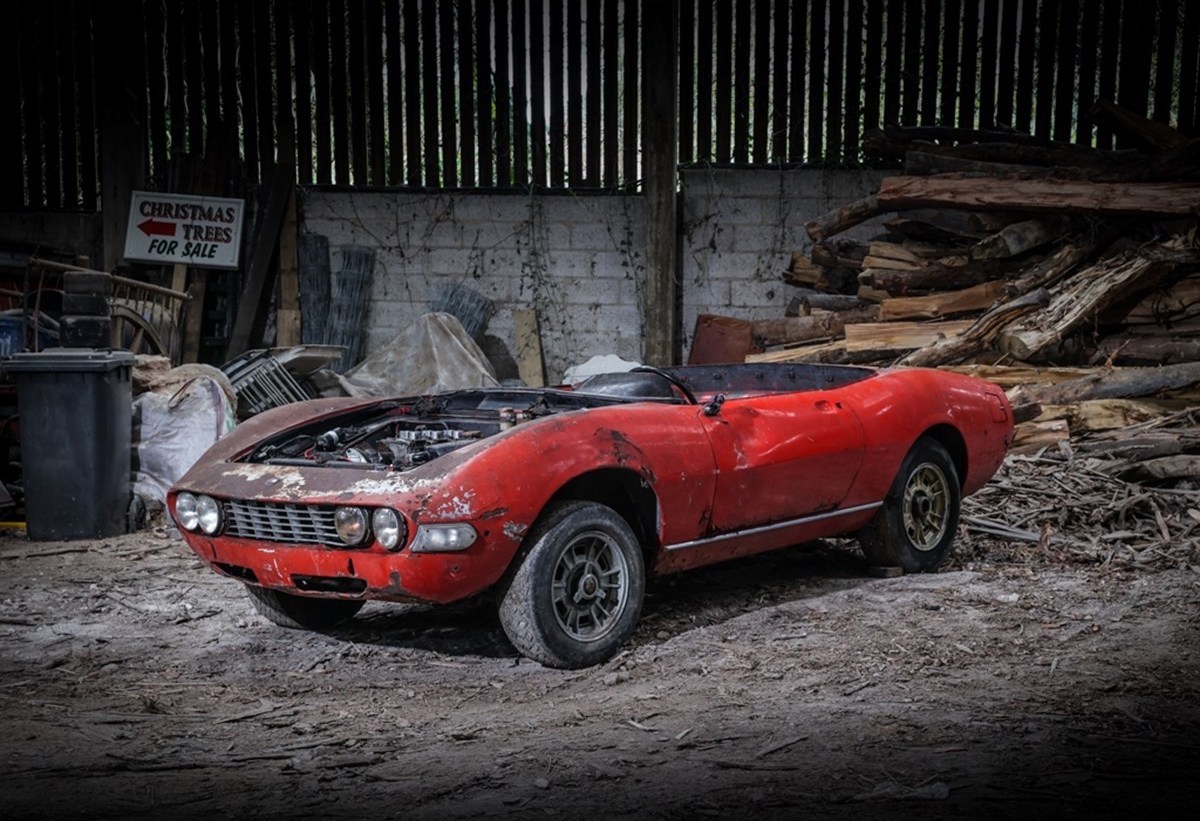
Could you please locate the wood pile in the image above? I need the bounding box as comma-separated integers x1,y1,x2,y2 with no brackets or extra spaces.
757,100,1200,476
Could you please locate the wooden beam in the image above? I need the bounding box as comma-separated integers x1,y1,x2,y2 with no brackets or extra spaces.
513,308,546,387
641,0,678,365
275,187,302,347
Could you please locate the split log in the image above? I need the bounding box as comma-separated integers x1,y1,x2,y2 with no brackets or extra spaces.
1119,275,1200,325
1115,456,1200,483
811,238,869,270
843,319,974,353
903,152,1099,180
799,293,868,312
879,281,1005,321
745,339,852,365
937,363,1112,388
1004,242,1095,296
786,253,836,289
969,216,1071,261
1008,361,1200,415
1033,399,1166,433
751,306,880,348
898,288,1051,367
1118,136,1200,182
864,256,1018,294
885,209,1013,241
998,238,1190,360
1011,419,1071,454
1076,430,1200,461
1089,335,1200,366
906,139,1139,169
805,195,880,242
876,175,1200,219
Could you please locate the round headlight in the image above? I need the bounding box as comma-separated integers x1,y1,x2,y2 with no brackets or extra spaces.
372,508,404,550
196,495,222,535
175,492,199,531
335,506,368,545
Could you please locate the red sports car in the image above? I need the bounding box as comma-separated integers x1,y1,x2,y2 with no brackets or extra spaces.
169,363,1013,668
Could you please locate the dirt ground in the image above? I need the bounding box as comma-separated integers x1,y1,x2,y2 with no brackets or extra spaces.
2,514,1198,820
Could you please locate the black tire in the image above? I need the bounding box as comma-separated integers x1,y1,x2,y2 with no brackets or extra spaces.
859,437,961,573
244,585,364,630
498,501,646,669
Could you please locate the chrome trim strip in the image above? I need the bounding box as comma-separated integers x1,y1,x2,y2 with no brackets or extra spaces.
664,501,884,552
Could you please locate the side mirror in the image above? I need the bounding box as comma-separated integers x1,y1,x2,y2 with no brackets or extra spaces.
703,393,726,417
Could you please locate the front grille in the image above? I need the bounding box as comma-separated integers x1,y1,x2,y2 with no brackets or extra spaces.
223,500,347,548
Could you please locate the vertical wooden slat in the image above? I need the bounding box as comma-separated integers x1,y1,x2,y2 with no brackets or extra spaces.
365,0,385,185
478,0,494,186
295,0,314,185
845,0,862,159
940,0,960,127
567,1,583,183
1075,0,1100,144
19,3,43,206
958,0,979,130
348,0,368,183
1153,0,1177,125
642,0,678,365
883,0,902,127
202,2,221,137
1053,0,1078,141
733,0,750,163
130,0,156,188
678,0,694,164
1179,1,1200,135
1014,0,1036,135
330,0,350,182
167,1,187,158
863,0,881,134
186,2,205,155
751,0,770,163
495,0,512,185
807,0,825,160
826,0,844,160
511,0,528,185
603,0,619,184
996,0,1019,128
459,0,477,187
254,0,275,172
57,2,78,204
276,1,297,172
901,0,920,127
547,0,564,186
623,0,639,182
715,0,732,161
420,0,439,185
383,1,403,185
2,2,24,207
239,1,260,178
313,0,333,184
1096,0,1122,142
57,4,78,204
771,0,789,161
585,0,600,182
978,0,999,129
41,3,61,207
1117,0,1151,126
76,0,97,210
220,0,241,157
920,0,940,125
1033,0,1058,139
697,0,714,160
440,1,459,186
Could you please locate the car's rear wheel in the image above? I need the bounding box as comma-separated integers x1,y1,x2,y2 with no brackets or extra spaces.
859,437,961,573
244,584,364,630
498,501,645,669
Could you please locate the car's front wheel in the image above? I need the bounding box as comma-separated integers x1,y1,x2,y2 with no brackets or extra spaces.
244,585,364,630
859,437,961,572
498,501,645,669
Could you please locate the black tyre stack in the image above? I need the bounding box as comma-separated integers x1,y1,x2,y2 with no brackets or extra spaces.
60,271,113,348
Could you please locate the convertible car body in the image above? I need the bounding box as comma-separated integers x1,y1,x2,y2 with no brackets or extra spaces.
169,363,1013,668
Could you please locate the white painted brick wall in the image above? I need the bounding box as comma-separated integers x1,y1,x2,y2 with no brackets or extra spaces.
299,169,884,383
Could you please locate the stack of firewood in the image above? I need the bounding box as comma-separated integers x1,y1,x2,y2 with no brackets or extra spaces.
754,101,1200,463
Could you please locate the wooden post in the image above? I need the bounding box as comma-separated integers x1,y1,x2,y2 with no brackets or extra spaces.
275,187,302,347
642,0,679,366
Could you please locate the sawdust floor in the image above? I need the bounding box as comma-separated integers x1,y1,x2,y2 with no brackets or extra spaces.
1,523,1198,820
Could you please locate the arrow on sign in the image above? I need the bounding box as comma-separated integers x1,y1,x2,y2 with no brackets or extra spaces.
138,218,177,237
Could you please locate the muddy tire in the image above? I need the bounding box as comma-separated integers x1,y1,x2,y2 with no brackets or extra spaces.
498,501,645,669
859,438,961,573
244,585,364,630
